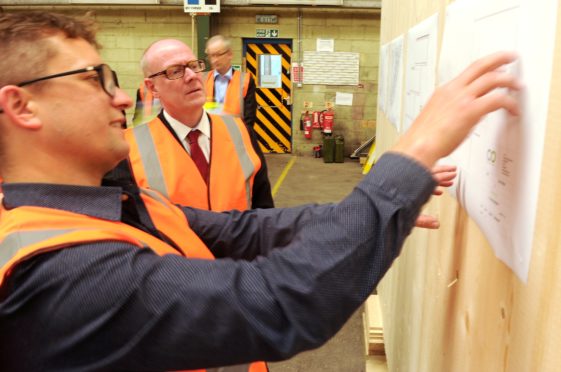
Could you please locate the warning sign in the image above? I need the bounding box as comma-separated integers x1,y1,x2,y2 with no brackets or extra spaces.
184,0,220,13
292,62,303,83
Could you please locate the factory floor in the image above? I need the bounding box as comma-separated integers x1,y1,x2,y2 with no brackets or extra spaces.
263,153,388,372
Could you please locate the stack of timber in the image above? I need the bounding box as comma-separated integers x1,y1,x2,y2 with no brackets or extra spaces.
364,295,385,356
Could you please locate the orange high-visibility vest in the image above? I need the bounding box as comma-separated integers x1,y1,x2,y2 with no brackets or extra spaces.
125,114,261,212
0,188,268,372
205,70,250,118
132,82,162,126
0,187,213,288
140,82,154,118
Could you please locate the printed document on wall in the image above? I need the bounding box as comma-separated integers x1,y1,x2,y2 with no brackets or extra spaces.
377,43,389,114
402,13,438,133
386,35,405,130
439,0,559,282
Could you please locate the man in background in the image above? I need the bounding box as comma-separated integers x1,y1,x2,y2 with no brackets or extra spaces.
126,38,274,211
205,34,257,130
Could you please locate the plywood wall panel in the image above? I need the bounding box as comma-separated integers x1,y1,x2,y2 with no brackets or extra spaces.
377,0,561,371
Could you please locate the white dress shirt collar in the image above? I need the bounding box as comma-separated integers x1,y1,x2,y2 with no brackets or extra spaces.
162,110,211,160
163,110,210,139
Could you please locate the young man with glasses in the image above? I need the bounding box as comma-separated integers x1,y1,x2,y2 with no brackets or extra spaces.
124,38,274,212
204,35,258,131
0,11,521,371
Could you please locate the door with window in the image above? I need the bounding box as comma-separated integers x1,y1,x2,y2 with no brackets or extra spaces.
243,38,292,153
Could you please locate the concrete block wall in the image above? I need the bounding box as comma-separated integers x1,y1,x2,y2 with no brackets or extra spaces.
212,7,381,156
95,8,195,105
96,7,196,122
1,5,380,156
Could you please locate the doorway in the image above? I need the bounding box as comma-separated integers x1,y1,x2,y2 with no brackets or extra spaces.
243,38,292,153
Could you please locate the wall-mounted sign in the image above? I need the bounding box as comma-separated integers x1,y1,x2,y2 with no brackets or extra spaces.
292,62,303,83
317,38,334,52
256,28,279,38
256,14,278,24
184,0,220,13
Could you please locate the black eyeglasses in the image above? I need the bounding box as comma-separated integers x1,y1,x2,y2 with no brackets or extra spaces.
148,59,206,80
0,64,118,114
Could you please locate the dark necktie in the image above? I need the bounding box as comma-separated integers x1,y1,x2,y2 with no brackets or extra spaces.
186,129,209,184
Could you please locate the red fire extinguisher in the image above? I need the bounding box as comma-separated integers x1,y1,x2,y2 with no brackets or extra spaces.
322,108,334,134
303,111,312,139
312,110,322,129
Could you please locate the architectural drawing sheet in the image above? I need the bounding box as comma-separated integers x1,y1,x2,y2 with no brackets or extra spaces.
439,0,558,282
386,35,405,129
377,43,389,114
402,14,438,133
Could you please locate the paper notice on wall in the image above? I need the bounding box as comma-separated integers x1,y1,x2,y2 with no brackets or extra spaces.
386,35,405,130
335,92,353,106
317,38,335,52
377,43,389,114
439,0,558,282
402,13,438,133
303,51,359,85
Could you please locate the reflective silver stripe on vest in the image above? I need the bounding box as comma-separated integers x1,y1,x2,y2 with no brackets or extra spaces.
0,227,157,270
207,364,254,372
139,188,171,209
238,71,245,119
222,115,255,208
0,229,75,268
133,124,170,199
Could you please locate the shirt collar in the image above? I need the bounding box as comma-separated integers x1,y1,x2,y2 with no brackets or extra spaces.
163,109,211,140
213,67,233,80
1,183,123,221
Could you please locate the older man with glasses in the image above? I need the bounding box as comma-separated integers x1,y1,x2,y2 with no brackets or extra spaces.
124,38,274,212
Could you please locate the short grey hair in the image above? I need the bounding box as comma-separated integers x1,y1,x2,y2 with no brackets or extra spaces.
205,35,231,53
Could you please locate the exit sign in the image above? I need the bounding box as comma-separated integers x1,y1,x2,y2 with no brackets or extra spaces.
256,28,279,38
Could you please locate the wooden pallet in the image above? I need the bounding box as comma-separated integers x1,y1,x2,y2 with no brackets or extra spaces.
363,295,386,356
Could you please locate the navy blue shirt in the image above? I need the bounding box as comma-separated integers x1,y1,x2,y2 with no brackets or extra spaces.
0,153,435,371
